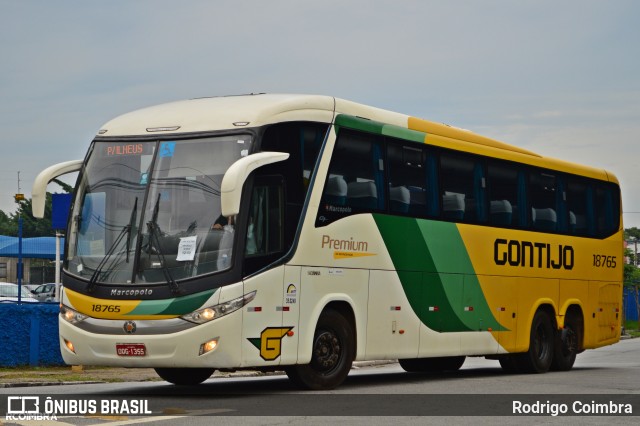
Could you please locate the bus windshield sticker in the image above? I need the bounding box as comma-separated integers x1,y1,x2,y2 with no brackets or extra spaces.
176,235,197,261
159,142,176,158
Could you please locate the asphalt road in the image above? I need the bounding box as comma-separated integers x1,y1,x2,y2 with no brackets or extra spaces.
2,338,639,425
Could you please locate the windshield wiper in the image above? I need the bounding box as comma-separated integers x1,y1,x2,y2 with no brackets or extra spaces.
87,198,137,293
146,193,181,295
125,197,138,263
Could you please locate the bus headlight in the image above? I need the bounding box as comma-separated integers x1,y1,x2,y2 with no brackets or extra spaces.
181,290,257,324
60,304,88,324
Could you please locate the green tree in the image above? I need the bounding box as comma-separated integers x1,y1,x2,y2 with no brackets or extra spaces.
0,192,62,237
12,194,55,237
624,227,640,240
0,210,17,235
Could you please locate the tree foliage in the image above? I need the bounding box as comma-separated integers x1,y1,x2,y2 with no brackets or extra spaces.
624,227,640,240
0,193,56,237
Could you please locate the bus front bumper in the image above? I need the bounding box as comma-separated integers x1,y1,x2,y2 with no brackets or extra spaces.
58,312,243,368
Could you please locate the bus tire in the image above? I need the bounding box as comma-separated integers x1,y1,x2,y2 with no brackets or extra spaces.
285,309,355,390
154,367,214,385
399,356,466,373
516,310,554,373
551,316,580,371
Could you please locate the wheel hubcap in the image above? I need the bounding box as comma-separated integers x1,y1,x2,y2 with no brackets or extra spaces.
312,330,341,372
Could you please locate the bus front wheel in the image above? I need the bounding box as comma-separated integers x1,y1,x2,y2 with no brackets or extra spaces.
154,367,214,385
286,309,355,390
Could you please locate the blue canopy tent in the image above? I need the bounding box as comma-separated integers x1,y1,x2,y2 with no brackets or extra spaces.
0,236,65,259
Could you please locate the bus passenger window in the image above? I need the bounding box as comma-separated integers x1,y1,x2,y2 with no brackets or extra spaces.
566,178,590,236
439,153,486,223
487,163,521,227
317,130,384,226
595,184,620,237
529,171,558,232
387,142,426,216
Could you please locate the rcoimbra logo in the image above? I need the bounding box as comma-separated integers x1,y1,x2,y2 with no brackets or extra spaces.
6,396,57,421
321,235,376,259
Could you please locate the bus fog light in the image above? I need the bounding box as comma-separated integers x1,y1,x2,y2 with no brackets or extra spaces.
64,338,76,354
199,338,219,356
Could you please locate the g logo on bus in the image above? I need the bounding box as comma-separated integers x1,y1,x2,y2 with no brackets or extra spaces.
248,327,293,361
123,321,137,334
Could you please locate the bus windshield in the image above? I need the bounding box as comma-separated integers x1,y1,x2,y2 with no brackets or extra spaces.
67,135,252,285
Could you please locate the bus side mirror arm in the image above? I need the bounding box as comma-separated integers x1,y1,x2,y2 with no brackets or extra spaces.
221,152,290,217
32,160,83,218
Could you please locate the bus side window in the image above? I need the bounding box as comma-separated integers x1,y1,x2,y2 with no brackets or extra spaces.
439,152,486,223
245,183,284,257
387,142,425,216
487,163,523,228
595,184,620,237
529,171,558,232
243,179,285,276
317,129,384,226
566,178,590,236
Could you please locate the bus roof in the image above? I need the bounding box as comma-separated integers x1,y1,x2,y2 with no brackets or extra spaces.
96,93,618,184
98,94,336,137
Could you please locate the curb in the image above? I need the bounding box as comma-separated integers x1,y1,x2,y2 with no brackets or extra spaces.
0,360,398,388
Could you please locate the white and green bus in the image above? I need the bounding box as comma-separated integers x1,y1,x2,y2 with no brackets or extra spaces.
33,94,623,390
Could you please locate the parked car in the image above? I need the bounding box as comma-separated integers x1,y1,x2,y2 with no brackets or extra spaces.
30,283,57,302
0,283,38,303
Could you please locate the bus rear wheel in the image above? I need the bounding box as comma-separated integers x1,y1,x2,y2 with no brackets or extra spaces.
516,310,554,373
399,356,466,373
154,367,214,385
286,309,355,390
551,315,581,371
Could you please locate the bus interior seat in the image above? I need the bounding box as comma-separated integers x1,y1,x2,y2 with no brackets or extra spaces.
347,181,378,210
490,200,513,225
408,186,427,215
443,192,465,220
389,185,410,214
570,211,588,234
569,211,576,232
325,176,348,206
533,207,557,231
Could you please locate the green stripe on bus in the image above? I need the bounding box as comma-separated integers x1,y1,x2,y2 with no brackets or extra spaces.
381,125,426,143
334,114,384,134
335,114,427,145
128,289,216,316
373,214,506,332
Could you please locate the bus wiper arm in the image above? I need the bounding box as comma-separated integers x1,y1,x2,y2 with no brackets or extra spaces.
146,193,181,295
146,220,181,295
125,197,138,263
87,199,137,294
87,222,131,293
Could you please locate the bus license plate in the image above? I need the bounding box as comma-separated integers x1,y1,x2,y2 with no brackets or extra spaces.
116,343,146,357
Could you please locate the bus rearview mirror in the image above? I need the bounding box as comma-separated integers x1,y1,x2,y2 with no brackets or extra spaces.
220,152,289,217
32,160,83,218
